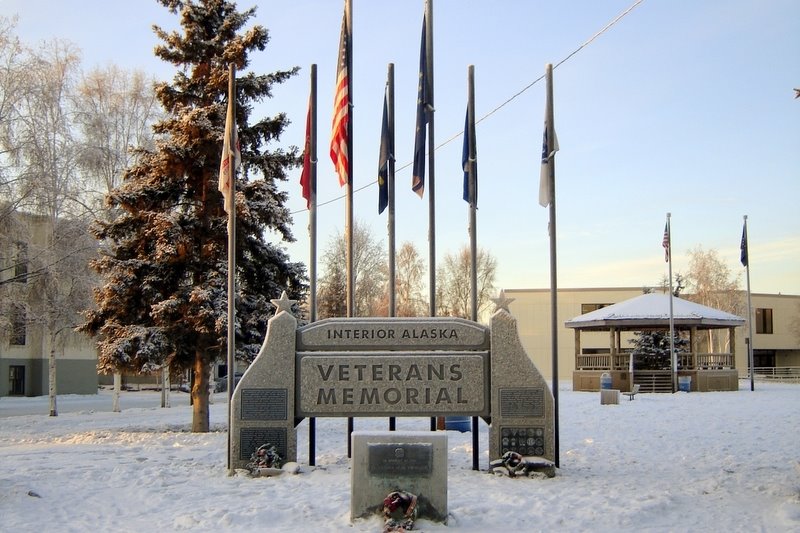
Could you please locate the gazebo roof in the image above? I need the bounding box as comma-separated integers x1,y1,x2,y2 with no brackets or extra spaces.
564,293,746,331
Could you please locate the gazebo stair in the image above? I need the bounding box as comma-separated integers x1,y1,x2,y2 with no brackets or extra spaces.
634,372,673,393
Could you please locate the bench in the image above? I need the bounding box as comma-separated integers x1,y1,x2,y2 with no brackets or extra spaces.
622,384,640,401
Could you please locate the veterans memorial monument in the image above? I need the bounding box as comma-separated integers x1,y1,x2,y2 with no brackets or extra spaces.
229,293,555,476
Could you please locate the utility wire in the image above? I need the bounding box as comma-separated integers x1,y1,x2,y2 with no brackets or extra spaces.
293,0,645,215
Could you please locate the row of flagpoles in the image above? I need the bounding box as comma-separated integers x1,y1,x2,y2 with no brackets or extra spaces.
661,214,756,392
305,0,560,467
220,0,564,470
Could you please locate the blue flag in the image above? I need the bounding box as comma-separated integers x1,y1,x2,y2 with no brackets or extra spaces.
412,14,430,198
462,108,476,206
740,224,748,267
378,87,391,214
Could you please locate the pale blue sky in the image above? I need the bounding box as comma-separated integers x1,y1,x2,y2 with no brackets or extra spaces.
5,0,799,295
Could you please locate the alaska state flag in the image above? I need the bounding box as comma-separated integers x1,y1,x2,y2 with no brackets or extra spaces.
378,88,391,214
412,14,430,198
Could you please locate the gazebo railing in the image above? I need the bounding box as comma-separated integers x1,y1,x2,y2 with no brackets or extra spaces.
576,351,735,371
576,354,611,370
612,353,630,370
695,353,734,369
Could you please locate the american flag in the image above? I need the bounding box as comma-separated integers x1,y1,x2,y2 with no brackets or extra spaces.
662,222,670,262
330,8,350,187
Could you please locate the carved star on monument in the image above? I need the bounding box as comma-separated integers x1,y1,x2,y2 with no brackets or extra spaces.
270,291,297,316
491,290,515,313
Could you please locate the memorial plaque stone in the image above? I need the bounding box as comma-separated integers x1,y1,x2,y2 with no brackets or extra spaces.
500,387,544,418
500,426,546,457
368,443,433,477
239,427,288,461
351,431,447,523
240,388,288,421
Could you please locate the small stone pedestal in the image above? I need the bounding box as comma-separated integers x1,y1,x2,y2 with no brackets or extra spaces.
350,431,447,523
600,389,620,405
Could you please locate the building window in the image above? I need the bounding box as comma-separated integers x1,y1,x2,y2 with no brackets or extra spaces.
755,308,773,334
9,365,25,395
13,241,28,282
10,304,26,345
581,303,611,314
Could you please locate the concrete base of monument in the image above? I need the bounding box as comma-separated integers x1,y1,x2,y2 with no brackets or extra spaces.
350,431,448,524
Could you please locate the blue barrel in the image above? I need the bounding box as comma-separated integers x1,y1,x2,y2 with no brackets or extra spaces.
678,376,691,392
600,372,612,390
445,416,471,432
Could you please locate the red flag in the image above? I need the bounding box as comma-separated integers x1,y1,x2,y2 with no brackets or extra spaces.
300,101,312,208
330,8,349,187
662,222,670,262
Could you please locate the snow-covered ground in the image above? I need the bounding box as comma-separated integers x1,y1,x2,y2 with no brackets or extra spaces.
1,382,798,532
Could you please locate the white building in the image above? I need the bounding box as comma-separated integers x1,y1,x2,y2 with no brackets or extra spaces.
1,210,98,397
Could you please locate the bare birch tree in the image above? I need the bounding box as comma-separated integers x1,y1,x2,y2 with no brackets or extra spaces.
684,246,743,352
0,16,28,222
7,39,91,415
394,241,426,317
437,245,497,321
73,65,161,214
318,220,387,318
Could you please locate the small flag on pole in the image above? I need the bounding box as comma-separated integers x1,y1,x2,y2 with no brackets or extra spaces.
538,120,558,207
218,70,240,214
740,223,748,267
299,101,312,208
662,222,670,262
330,8,350,187
377,86,391,214
412,13,430,198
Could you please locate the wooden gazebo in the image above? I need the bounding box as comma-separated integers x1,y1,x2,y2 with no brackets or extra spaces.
566,293,746,392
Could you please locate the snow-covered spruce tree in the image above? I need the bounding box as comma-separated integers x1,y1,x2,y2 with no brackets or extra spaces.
80,0,307,432
628,329,690,371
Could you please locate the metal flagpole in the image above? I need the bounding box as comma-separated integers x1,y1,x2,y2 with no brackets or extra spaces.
424,0,439,432
309,65,318,325
386,63,397,432
426,0,436,319
308,64,318,465
544,63,560,468
344,0,354,320
225,63,237,472
387,64,396,321
743,215,755,391
666,212,676,393
466,64,480,471
343,0,355,458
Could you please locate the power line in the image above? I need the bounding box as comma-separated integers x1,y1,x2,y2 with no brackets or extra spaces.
293,0,645,215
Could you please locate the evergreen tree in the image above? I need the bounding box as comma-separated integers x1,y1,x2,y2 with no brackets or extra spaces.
80,0,306,432
629,329,689,370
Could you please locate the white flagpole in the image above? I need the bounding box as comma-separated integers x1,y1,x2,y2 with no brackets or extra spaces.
387,62,397,432
466,64,479,470
225,63,237,472
308,64,318,464
387,63,396,320
544,63,559,468
666,212,676,392
743,215,755,391
426,0,437,321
